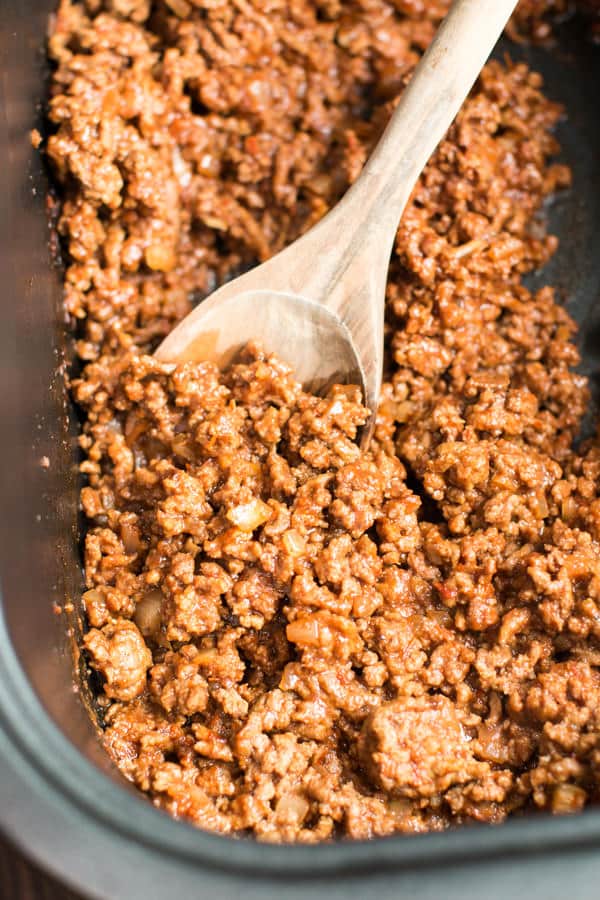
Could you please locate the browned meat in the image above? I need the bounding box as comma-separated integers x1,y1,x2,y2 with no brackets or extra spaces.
360,695,487,798
84,620,152,701
45,0,600,843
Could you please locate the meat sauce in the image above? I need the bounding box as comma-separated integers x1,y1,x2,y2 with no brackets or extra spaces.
47,0,600,841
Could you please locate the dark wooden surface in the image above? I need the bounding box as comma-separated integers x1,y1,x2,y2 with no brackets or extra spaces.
0,834,84,900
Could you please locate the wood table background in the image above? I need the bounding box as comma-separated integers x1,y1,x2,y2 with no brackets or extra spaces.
0,834,83,900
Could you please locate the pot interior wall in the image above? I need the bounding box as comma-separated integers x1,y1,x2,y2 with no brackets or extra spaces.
0,0,117,775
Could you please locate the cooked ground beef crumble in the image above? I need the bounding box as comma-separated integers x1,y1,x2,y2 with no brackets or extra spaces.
46,0,600,841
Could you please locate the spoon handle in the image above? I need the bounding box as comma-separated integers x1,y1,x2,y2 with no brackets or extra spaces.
342,0,519,239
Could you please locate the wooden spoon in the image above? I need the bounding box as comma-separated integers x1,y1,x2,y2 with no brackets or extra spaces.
155,0,518,445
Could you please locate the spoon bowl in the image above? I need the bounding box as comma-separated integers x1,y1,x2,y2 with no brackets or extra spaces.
156,287,366,406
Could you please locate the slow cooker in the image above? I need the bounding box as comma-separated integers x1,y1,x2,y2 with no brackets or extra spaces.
2,1,600,897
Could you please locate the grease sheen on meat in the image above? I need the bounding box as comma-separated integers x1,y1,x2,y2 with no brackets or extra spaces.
48,0,600,841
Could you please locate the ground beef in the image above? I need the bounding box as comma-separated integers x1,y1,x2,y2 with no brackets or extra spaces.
84,619,152,701
46,0,600,842
360,695,487,798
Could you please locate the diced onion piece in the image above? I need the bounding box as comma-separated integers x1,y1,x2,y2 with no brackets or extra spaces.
82,589,103,607
226,499,271,532
531,492,549,519
282,529,306,556
275,792,310,825
551,784,586,815
134,589,164,637
286,616,323,648
562,497,577,520
201,215,228,231
120,521,141,554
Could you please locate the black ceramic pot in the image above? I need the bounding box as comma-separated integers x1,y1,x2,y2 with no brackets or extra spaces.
2,3,600,897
